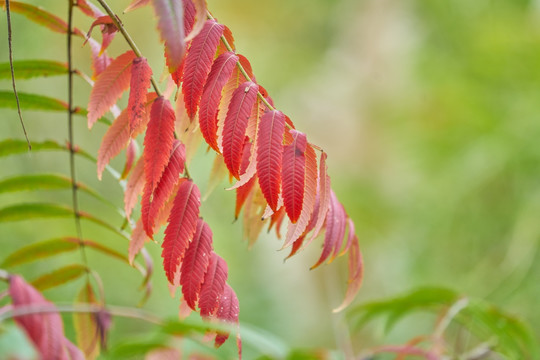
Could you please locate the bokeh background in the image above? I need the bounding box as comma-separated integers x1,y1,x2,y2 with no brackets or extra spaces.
1,0,540,358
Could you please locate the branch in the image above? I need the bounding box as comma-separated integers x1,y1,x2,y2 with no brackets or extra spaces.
5,0,30,150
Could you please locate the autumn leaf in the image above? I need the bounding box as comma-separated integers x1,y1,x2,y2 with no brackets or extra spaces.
152,0,186,74
87,51,135,128
281,130,307,223
162,179,201,283
182,19,225,118
128,57,153,135
199,252,228,317
257,110,286,211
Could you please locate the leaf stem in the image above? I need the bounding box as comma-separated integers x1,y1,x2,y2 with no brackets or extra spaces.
5,0,31,150
95,0,162,97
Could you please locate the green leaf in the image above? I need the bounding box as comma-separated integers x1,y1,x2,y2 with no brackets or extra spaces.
84,240,129,264
0,174,118,209
0,60,68,80
0,1,83,36
1,237,79,268
161,318,217,336
0,203,73,222
107,338,169,359
0,139,64,157
0,203,128,240
0,139,97,163
348,286,459,332
459,300,540,359
0,91,67,111
31,264,87,291
0,91,111,125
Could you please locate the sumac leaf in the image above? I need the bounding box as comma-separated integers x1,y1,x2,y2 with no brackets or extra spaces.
162,180,200,283
256,110,286,211
199,52,239,151
128,57,152,135
222,81,259,179
214,283,240,350
180,219,213,309
199,252,228,317
152,0,186,74
182,19,225,118
97,109,130,180
281,130,307,223
87,50,135,128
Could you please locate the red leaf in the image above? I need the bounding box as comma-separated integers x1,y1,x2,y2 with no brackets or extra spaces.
142,141,186,237
143,96,176,194
128,57,152,135
162,180,201,283
97,109,130,180
222,82,259,179
217,25,235,55
283,143,317,248
199,52,239,151
124,157,145,219
182,20,225,118
87,50,135,128
9,275,83,360
256,110,286,211
333,223,363,312
152,0,186,74
217,55,253,152
311,190,346,269
87,37,112,80
169,0,197,86
285,234,305,260
268,206,286,239
199,252,228,317
181,219,214,309
214,283,240,349
281,130,307,223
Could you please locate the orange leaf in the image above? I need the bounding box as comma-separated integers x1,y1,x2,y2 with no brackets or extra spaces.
97,109,130,180
87,50,135,128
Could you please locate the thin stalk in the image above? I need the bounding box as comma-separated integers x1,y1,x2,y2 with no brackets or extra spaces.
68,0,90,272
5,0,31,150
95,0,162,97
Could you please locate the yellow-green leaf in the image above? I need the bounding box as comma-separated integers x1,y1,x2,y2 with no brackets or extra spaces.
31,264,87,291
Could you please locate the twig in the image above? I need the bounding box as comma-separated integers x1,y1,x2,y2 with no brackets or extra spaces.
5,0,31,150
94,0,162,97
68,0,90,273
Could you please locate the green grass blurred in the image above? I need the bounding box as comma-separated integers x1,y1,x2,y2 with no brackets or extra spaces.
1,0,540,358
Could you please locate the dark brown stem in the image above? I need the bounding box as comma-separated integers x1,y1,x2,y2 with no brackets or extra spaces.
5,0,31,150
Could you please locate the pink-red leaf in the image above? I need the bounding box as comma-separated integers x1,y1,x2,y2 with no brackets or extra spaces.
9,275,84,360
199,252,228,317
97,109,130,180
180,219,214,309
283,143,317,248
121,140,138,179
281,130,307,223
333,224,363,312
85,15,118,55
87,50,135,128
142,141,186,237
214,283,240,350
235,141,257,218
152,0,185,74
199,52,239,151
222,82,259,179
256,110,286,211
306,152,331,246
128,57,152,135
311,190,346,269
162,179,201,283
182,19,225,118
143,96,176,194
88,37,112,80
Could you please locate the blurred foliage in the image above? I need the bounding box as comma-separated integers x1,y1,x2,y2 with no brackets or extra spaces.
0,0,539,358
